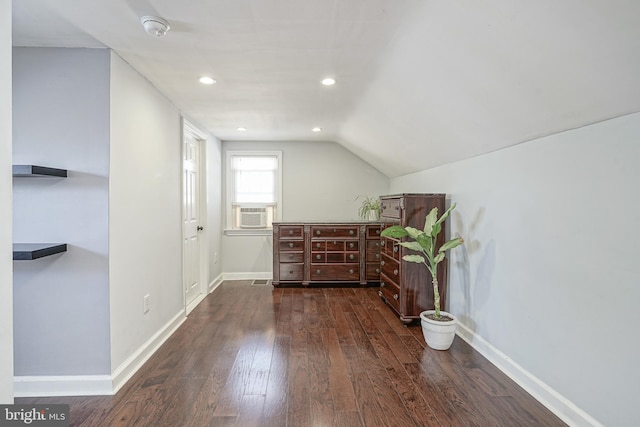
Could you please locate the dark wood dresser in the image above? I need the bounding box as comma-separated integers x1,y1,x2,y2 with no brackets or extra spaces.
379,193,447,323
272,222,381,286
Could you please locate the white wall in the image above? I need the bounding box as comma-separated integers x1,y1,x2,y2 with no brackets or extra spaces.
390,113,640,427
0,0,14,404
109,52,184,373
13,48,111,376
205,134,223,285
221,140,390,274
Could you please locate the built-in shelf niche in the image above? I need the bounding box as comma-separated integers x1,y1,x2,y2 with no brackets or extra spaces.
13,243,68,260
12,165,67,177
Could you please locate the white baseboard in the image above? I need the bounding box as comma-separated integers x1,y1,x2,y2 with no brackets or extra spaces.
221,272,272,281
455,323,603,427
110,310,186,394
208,273,224,293
14,311,187,398
14,375,113,397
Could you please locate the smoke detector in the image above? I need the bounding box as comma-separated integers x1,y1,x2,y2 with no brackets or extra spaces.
140,16,170,37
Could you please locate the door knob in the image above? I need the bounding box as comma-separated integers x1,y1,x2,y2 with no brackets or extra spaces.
197,226,204,231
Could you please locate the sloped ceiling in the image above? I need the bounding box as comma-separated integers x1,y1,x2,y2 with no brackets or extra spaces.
12,0,640,177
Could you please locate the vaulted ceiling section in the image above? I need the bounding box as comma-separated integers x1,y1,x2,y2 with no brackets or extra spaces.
12,0,640,177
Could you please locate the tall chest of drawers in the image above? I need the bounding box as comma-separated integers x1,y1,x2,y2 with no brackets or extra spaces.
272,222,381,286
379,194,447,324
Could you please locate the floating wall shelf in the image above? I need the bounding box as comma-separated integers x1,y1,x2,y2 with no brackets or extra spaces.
12,165,67,177
13,243,68,260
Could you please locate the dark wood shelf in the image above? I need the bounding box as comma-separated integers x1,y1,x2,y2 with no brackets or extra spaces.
12,165,67,177
13,243,68,260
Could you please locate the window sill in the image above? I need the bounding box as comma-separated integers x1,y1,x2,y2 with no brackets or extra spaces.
224,228,273,237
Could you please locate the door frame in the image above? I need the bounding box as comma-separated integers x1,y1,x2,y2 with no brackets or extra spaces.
182,118,208,314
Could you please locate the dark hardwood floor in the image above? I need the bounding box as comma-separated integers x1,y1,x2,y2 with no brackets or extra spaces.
17,280,566,426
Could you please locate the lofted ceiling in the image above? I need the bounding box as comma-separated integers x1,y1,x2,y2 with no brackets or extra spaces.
12,0,640,177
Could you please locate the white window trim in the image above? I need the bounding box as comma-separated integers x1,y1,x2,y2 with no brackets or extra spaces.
224,150,282,235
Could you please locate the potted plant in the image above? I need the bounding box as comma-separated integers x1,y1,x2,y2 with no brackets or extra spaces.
357,195,381,221
380,203,463,350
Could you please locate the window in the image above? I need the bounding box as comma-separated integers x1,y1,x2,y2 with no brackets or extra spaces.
225,151,282,233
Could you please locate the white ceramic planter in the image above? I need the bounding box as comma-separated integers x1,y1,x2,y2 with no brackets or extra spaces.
420,310,457,350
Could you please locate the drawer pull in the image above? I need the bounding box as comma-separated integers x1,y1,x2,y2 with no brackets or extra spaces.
393,294,399,300
349,243,355,249
349,230,354,235
381,282,385,287
381,240,385,246
376,229,380,235
375,242,380,247
316,243,321,248
289,230,294,235
289,255,294,260
376,268,380,273
316,230,321,235
378,291,383,297
333,228,337,232
289,270,294,274
393,246,398,252
316,269,321,274
381,260,385,266
393,269,398,275
333,241,337,245
349,254,355,260
349,269,354,274
316,255,321,260
375,254,380,259
289,243,294,248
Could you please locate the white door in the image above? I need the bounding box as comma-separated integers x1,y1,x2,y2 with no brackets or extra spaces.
183,133,202,311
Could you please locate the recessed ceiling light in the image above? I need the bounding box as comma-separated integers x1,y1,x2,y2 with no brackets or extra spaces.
237,127,247,132
312,127,322,132
199,76,216,85
321,77,336,86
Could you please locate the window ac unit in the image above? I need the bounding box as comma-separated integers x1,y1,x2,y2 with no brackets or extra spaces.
240,207,267,228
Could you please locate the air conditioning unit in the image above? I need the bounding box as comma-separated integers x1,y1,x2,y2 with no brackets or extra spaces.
240,207,267,228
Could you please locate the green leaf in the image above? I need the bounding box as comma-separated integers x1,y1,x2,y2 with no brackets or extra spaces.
438,237,464,253
434,252,445,264
415,234,433,253
403,254,425,264
380,226,408,238
435,203,457,226
423,207,438,234
404,226,422,239
431,221,442,238
400,241,424,252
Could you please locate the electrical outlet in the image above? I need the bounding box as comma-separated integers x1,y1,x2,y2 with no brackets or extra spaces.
143,294,150,314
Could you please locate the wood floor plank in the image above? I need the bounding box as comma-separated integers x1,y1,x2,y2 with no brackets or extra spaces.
16,282,566,427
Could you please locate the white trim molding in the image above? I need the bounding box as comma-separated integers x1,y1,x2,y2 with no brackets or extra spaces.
209,274,224,293
111,310,186,395
222,272,272,282
14,311,188,397
14,375,113,397
456,323,604,427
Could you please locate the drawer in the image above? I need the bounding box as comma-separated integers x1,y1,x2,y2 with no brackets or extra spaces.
379,275,400,312
366,224,382,239
280,252,304,263
311,264,359,281
382,238,401,260
312,241,326,251
381,255,400,280
279,240,305,252
366,263,381,280
344,252,358,263
366,240,380,262
311,226,358,238
312,252,326,263
279,263,304,281
380,198,401,219
279,225,303,239
326,240,345,251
